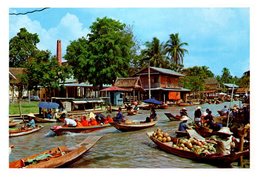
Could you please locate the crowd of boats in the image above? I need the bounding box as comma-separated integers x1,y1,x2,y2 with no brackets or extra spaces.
9,100,250,168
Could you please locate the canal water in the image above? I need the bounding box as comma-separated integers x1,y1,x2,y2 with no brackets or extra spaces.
9,101,246,168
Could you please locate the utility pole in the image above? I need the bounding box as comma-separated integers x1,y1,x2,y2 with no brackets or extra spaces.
148,60,151,99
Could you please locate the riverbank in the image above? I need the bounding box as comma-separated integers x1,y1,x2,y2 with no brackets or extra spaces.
9,101,39,115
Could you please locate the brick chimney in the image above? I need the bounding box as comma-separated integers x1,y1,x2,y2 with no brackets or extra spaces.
56,40,62,65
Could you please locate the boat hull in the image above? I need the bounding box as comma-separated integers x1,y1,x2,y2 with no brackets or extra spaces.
110,121,157,132
147,131,249,166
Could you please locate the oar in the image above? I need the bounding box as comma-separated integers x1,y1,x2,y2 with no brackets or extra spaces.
186,129,205,141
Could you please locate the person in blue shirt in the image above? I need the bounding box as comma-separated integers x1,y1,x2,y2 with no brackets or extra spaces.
114,107,124,123
178,116,189,131
26,113,36,128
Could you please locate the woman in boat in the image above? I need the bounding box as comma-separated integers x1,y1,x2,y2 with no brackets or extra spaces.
46,109,53,119
194,106,202,126
26,113,36,128
180,108,188,117
210,127,236,155
114,107,125,123
178,116,190,131
204,111,222,131
145,107,157,122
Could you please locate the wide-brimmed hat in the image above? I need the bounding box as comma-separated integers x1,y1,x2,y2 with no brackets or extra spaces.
89,112,95,119
181,116,189,121
27,113,35,118
196,106,201,110
181,107,187,111
61,110,67,114
218,127,233,135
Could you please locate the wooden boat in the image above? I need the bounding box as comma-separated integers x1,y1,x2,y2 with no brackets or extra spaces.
9,125,44,137
146,131,249,166
51,124,111,136
9,135,102,168
156,104,168,109
34,117,57,123
110,120,157,132
164,113,182,121
9,120,23,128
178,102,193,106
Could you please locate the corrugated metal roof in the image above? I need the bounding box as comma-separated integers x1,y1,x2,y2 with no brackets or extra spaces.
150,67,185,77
224,83,239,88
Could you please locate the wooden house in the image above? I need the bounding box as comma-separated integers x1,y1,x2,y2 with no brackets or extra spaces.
134,67,190,102
114,77,144,103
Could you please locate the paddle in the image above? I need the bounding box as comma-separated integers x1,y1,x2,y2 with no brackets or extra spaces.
186,129,205,141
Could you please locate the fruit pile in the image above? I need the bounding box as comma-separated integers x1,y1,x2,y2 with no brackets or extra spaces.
173,137,217,155
152,128,171,142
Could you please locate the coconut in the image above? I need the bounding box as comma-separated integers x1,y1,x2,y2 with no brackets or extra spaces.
157,137,163,142
162,137,167,142
166,136,171,142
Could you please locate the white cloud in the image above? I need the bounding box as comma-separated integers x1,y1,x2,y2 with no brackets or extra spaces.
9,12,89,57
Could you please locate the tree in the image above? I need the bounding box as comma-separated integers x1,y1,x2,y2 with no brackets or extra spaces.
180,66,214,98
220,67,233,84
9,28,40,67
140,37,169,68
65,17,135,88
238,70,250,88
22,53,71,99
164,33,188,68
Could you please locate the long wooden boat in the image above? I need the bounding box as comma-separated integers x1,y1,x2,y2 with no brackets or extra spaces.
51,124,111,136
9,120,23,128
34,117,58,123
146,131,249,166
164,113,182,121
110,120,157,132
9,135,102,168
178,102,193,106
9,125,44,137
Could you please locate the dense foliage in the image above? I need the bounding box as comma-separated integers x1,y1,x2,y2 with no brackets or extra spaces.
9,28,40,67
9,28,71,99
65,17,135,88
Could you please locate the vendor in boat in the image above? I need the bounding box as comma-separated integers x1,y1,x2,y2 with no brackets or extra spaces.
25,113,36,128
46,109,53,119
209,127,236,155
180,108,188,117
59,112,77,127
114,107,125,123
145,107,157,122
204,111,222,131
194,106,202,126
220,105,229,115
178,116,190,131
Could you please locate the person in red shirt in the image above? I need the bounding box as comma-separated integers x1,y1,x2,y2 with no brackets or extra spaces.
80,115,89,126
89,117,98,126
105,115,113,124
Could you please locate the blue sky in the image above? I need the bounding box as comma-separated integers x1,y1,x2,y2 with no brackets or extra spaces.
9,8,249,77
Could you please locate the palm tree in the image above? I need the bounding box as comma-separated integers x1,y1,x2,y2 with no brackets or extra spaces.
164,33,188,66
141,37,168,68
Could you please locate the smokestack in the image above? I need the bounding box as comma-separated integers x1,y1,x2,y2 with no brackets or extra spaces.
56,40,62,65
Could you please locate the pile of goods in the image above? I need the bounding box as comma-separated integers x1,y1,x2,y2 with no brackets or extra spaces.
151,128,217,155
172,138,217,155
152,128,171,142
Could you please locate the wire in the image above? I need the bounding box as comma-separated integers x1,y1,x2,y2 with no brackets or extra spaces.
9,8,50,16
